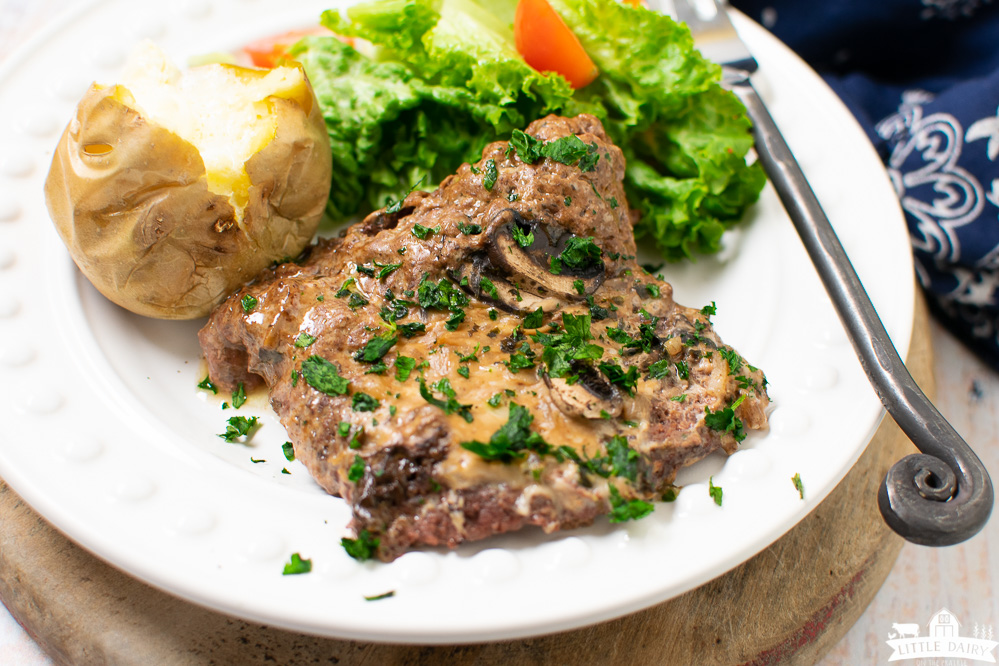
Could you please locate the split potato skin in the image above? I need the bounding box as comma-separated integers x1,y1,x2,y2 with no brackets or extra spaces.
45,67,332,320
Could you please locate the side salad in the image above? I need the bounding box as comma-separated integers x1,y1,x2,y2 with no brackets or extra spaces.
289,0,765,260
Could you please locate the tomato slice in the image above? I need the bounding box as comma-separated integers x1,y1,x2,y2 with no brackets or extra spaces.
514,0,598,89
242,26,342,68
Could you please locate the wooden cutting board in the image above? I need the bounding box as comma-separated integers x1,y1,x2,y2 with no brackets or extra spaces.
0,294,932,665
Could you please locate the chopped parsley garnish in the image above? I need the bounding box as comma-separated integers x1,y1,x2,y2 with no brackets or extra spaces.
394,356,416,382
704,395,747,441
197,375,217,394
250,457,265,463
532,313,604,381
572,279,586,295
352,393,380,412
675,360,690,379
608,484,654,523
606,435,640,482
662,486,679,502
479,276,500,299
240,294,258,313
671,394,687,402
585,295,609,320
341,530,379,561
457,221,482,235
419,378,473,422
417,274,469,331
507,191,519,202
598,362,640,396
457,366,470,379
337,421,351,437
364,361,387,375
646,284,661,298
353,334,397,364
347,455,366,482
578,142,601,172
460,402,549,462
511,223,534,248
701,301,717,316
719,348,743,373
218,415,259,443
294,332,316,348
507,129,543,162
482,158,498,190
564,196,572,206
647,358,671,380
549,237,604,275
374,260,400,277
792,473,805,499
709,477,723,506
488,308,499,321
231,382,247,409
282,553,312,575
504,352,536,373
487,393,504,407
282,442,295,461
522,307,544,329
384,176,426,214
457,345,482,363
544,135,593,167
609,197,619,209
364,590,395,601
397,322,426,338
301,356,350,396
411,223,439,239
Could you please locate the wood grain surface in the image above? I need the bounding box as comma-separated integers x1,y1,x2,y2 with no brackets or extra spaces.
0,296,930,666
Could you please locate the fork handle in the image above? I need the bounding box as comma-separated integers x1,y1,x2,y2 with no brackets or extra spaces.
726,71,994,546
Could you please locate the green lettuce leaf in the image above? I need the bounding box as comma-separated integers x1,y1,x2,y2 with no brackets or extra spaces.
296,0,764,260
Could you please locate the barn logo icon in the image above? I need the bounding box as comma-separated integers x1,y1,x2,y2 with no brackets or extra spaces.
886,608,998,662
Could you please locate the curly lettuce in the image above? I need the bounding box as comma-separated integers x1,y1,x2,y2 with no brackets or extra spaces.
294,0,764,260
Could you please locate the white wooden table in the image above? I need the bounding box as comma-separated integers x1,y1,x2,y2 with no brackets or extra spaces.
1,2,996,663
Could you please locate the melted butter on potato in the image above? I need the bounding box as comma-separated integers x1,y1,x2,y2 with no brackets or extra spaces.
45,42,332,320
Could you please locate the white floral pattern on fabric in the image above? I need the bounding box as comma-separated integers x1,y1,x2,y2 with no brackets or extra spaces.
876,91,984,279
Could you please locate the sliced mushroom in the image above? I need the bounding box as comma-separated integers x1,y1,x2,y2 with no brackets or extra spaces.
543,366,623,419
486,209,604,299
451,253,560,314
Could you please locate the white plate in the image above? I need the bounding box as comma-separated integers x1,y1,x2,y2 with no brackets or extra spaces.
0,0,912,644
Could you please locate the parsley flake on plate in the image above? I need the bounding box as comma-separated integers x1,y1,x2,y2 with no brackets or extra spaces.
708,477,723,506
240,294,258,313
218,415,259,443
282,552,312,575
197,375,217,394
341,530,379,561
364,590,396,602
608,484,654,523
231,382,247,409
282,441,295,462
792,473,805,499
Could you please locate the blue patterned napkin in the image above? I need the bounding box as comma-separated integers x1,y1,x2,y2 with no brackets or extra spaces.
731,0,999,370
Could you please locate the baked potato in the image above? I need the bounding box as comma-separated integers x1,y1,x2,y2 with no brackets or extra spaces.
45,42,332,319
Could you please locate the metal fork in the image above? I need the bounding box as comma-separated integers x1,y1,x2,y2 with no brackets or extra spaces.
654,0,993,545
